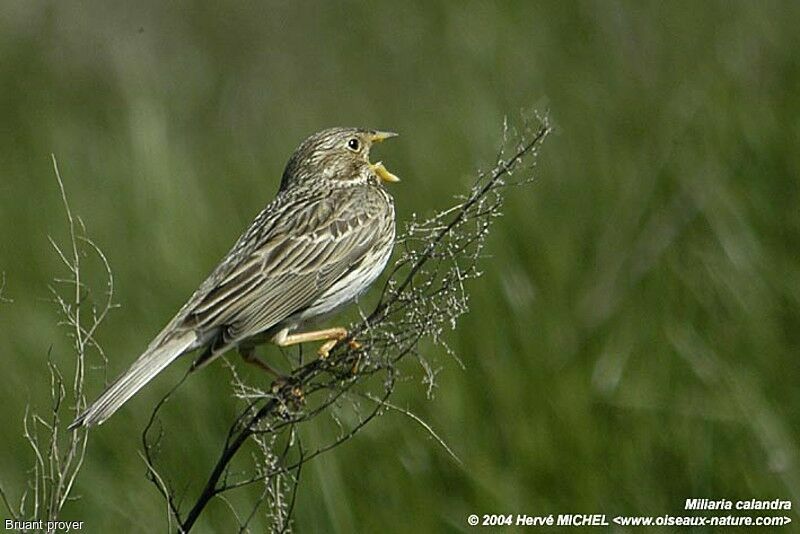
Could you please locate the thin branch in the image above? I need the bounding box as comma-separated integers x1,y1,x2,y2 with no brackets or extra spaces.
6,156,115,528
360,393,462,466
139,451,179,533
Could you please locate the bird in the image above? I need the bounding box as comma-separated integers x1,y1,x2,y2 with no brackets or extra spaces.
69,127,400,429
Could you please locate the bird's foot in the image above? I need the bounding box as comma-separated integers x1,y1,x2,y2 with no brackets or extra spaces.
351,353,363,375
316,329,352,359
270,375,291,394
317,336,361,359
290,385,305,404
273,381,305,416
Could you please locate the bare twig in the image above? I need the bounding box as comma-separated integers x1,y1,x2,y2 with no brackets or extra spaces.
2,157,114,530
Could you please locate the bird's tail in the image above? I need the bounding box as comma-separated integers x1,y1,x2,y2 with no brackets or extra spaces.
69,331,197,429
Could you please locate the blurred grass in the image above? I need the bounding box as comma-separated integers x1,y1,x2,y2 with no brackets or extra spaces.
1,1,799,532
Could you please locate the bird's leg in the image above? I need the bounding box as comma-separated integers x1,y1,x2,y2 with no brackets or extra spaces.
275,326,357,359
238,345,283,376
239,345,293,393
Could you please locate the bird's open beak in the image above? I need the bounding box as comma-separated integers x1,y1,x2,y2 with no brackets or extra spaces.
369,131,400,183
370,161,400,183
369,131,398,143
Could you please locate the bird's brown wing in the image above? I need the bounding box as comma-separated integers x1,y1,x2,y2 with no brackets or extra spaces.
182,187,388,352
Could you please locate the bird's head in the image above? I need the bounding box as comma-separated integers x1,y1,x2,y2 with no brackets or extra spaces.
280,127,400,190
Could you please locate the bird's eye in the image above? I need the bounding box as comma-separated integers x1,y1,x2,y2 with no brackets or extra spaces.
346,138,360,151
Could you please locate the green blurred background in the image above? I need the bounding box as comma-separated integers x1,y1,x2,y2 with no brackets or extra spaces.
2,1,799,532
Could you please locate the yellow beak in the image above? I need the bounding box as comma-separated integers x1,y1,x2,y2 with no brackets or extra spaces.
369,131,398,143
369,131,400,183
370,161,400,183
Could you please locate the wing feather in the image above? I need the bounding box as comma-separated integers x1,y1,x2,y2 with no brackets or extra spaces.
182,187,389,351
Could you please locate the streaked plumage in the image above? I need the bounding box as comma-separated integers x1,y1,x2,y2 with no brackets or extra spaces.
70,127,398,428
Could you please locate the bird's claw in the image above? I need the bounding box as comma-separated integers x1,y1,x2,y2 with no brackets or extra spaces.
317,332,361,359
270,375,290,394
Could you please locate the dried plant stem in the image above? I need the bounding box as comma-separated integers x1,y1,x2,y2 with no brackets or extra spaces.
0,157,115,530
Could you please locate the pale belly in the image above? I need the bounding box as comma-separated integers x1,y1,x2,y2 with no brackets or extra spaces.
298,228,395,322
